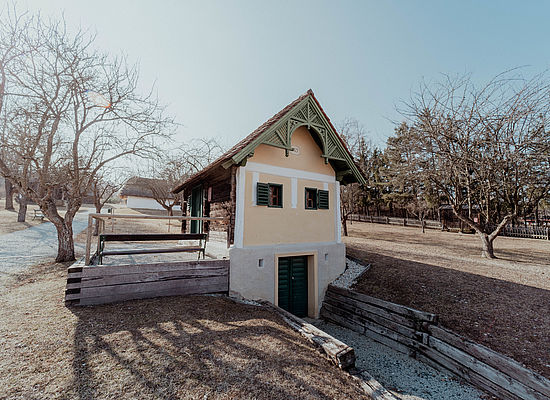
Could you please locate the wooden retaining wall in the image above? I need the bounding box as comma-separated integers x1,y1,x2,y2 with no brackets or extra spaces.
321,285,550,400
65,259,229,306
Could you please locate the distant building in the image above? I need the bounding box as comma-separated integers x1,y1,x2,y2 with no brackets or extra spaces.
119,176,180,211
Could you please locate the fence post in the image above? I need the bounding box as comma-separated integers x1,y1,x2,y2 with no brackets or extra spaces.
386,217,390,224
403,218,406,227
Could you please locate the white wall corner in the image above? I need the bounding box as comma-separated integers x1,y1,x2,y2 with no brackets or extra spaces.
291,177,298,208
335,181,341,243
234,166,246,248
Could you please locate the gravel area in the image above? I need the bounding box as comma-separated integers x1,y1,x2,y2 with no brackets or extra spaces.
331,257,370,289
311,320,485,400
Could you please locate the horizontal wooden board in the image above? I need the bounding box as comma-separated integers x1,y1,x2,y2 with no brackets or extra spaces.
66,274,228,300
76,284,227,306
101,246,203,256
415,347,521,400
67,266,229,290
327,285,438,323
351,370,399,400
321,304,414,356
428,336,546,400
323,295,420,341
69,260,229,278
428,325,550,398
324,290,418,329
100,233,206,242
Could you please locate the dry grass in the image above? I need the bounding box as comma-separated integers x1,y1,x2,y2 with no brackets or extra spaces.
345,221,550,379
0,198,45,235
0,261,367,400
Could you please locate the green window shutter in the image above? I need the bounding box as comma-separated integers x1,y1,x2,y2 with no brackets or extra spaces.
318,190,329,209
257,182,269,206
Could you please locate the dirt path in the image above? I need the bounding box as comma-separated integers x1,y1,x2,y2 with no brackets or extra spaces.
345,221,550,379
0,209,90,284
0,262,367,400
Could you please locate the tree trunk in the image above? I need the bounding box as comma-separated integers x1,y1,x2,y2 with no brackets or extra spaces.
5,179,14,210
342,215,348,237
92,205,102,236
479,232,495,259
54,220,75,262
17,193,27,222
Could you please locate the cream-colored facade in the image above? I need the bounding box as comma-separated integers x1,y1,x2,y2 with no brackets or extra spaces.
229,126,345,318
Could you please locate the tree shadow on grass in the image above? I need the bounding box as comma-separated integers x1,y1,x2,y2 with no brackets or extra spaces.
348,249,550,379
65,295,361,400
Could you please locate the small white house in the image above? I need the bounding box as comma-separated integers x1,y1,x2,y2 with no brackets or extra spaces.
173,90,366,318
120,176,181,211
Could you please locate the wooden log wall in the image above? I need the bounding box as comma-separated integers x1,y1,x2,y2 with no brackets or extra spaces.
321,285,550,400
209,201,230,231
65,259,229,306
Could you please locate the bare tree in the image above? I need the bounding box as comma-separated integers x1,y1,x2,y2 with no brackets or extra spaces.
337,118,370,236
144,138,223,215
0,6,27,212
91,173,123,235
399,71,550,257
0,12,173,262
4,178,14,210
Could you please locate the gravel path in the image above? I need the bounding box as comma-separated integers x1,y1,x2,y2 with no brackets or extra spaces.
0,210,90,275
312,320,485,400
320,258,485,399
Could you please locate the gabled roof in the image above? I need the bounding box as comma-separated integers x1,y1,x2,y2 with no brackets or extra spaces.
120,176,173,199
173,90,365,193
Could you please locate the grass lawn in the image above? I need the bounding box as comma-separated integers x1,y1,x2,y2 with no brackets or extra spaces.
345,221,550,379
0,261,366,400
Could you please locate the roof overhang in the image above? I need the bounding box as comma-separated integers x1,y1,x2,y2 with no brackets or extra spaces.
221,93,365,185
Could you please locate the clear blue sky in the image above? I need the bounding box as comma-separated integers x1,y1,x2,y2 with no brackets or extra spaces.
21,0,550,149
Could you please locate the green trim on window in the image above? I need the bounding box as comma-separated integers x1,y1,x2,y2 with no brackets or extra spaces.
257,182,269,206
304,187,318,210
318,190,329,209
268,183,283,208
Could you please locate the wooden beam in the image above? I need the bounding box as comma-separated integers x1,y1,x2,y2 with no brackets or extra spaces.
85,214,93,265
264,302,356,370
88,213,228,221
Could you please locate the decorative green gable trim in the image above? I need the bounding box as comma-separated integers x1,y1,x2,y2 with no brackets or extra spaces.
222,95,366,185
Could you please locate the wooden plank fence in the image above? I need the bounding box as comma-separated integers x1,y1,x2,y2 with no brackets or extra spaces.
351,214,550,240
349,214,442,230
490,225,550,240
65,259,229,306
321,285,550,400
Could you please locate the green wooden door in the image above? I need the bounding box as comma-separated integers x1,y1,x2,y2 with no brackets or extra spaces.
190,186,203,233
278,256,308,317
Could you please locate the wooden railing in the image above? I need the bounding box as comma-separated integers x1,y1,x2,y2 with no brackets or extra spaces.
85,213,230,265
